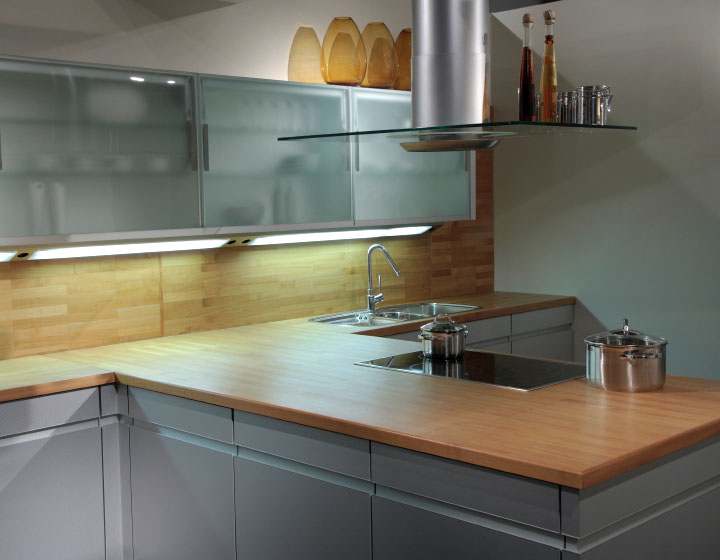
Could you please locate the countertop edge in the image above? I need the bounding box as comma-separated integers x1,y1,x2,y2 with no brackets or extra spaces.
0,372,117,402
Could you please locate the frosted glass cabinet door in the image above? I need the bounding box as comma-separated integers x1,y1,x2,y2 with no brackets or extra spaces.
0,58,200,236
351,89,472,224
200,77,352,228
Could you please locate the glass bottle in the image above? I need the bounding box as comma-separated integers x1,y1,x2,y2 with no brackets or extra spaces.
518,13,535,121
539,10,557,123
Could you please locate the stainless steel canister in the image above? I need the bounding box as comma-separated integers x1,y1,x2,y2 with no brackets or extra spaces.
418,314,467,360
584,319,667,392
576,85,613,125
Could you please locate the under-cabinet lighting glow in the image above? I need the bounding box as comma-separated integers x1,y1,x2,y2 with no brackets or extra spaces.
167,80,176,84
29,239,230,260
0,251,15,262
249,226,432,246
130,76,145,82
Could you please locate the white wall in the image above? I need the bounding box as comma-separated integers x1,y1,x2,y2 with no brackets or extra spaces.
0,0,410,78
492,0,720,378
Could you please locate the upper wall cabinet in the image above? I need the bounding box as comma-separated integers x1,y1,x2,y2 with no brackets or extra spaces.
351,89,473,225
0,58,200,238
199,77,352,231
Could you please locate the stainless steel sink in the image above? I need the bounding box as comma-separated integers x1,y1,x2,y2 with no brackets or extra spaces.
310,311,403,326
310,303,479,326
376,303,480,316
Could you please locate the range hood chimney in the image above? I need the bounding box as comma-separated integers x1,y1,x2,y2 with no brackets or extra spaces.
412,0,490,129
408,0,557,151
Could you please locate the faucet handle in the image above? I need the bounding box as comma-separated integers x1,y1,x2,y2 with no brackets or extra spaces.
378,274,382,294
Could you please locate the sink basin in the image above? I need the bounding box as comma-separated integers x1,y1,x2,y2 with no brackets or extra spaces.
310,311,403,326
310,303,479,326
376,303,480,316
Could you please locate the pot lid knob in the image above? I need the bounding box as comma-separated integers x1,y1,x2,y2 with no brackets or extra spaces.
622,318,629,334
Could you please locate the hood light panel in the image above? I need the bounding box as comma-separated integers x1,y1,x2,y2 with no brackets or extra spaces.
28,239,230,260
249,226,432,246
0,251,16,262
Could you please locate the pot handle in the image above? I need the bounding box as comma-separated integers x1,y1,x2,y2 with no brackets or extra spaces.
418,333,441,341
621,349,658,359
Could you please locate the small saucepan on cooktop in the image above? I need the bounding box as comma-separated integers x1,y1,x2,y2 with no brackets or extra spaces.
418,314,468,361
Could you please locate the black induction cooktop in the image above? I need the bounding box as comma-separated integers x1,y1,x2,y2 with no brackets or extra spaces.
355,350,584,391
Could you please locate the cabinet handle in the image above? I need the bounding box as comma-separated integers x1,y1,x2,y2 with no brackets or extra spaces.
354,138,359,172
0,127,3,171
464,151,469,171
190,121,198,171
345,137,351,172
202,124,209,171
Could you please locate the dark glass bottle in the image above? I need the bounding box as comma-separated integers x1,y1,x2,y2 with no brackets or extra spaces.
518,13,535,121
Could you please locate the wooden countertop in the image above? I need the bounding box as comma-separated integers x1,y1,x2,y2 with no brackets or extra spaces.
2,291,720,490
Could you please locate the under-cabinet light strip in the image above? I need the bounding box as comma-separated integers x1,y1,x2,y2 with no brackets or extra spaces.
29,239,230,260
0,251,15,262
249,226,432,246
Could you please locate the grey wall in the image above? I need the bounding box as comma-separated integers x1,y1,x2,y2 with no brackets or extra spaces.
491,0,720,378
0,0,411,79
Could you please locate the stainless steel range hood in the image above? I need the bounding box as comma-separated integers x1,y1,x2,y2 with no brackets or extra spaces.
410,0,552,150
412,0,490,129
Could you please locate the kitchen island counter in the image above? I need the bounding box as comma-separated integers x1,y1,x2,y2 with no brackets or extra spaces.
0,292,718,490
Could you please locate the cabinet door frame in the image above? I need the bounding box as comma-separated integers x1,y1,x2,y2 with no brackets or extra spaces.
0,53,203,246
197,74,355,234
349,88,476,227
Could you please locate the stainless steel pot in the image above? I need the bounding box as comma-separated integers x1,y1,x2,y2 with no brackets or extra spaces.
585,319,667,392
418,314,467,360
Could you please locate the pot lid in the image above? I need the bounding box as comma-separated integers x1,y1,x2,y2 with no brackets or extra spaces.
585,319,667,348
420,314,467,334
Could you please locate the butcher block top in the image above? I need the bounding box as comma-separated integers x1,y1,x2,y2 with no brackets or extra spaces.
1,291,719,489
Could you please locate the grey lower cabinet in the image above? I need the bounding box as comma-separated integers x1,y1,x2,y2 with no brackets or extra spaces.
0,388,105,560
372,496,559,560
235,456,372,560
129,427,236,560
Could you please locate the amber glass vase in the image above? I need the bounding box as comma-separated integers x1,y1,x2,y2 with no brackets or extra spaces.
393,28,411,90
288,26,323,84
360,22,398,88
320,17,367,86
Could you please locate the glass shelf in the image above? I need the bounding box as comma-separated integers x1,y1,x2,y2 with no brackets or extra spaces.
278,121,638,151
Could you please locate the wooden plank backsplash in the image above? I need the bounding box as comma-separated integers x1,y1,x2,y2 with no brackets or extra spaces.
0,152,493,359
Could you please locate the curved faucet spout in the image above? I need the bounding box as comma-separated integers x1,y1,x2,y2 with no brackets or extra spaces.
366,244,401,313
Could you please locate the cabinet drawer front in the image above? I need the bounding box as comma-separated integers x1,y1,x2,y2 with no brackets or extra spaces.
130,427,236,560
465,316,512,345
234,410,370,480
469,340,512,353
512,330,573,361
385,330,421,342
372,443,559,531
128,387,232,443
512,305,574,335
387,315,511,345
0,426,105,560
0,387,99,438
235,457,372,560
372,497,559,560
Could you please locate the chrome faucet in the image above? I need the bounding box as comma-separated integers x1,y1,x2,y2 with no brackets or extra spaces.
366,244,401,314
